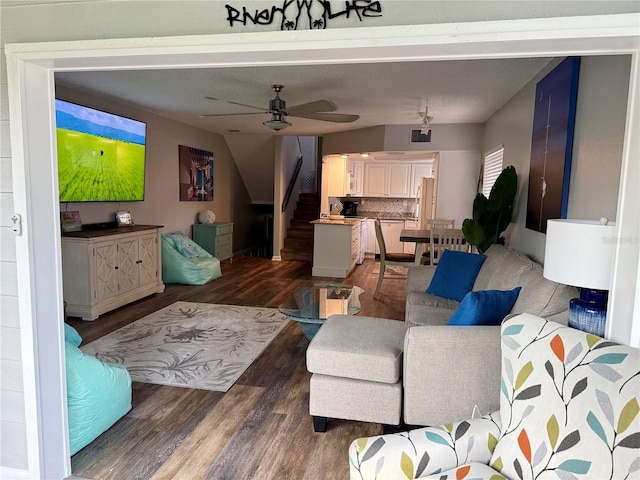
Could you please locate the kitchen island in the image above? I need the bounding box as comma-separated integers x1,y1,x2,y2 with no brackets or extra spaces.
311,218,363,278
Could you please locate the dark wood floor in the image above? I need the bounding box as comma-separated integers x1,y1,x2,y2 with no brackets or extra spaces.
68,256,407,480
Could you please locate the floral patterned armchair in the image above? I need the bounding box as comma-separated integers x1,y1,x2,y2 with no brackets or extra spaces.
349,313,640,479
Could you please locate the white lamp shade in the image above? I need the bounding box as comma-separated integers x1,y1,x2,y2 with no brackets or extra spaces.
543,219,616,290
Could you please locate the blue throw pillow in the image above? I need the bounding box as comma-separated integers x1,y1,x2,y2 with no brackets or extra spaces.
447,287,522,326
426,250,486,301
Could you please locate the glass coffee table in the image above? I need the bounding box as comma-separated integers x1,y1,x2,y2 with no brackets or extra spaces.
279,283,364,340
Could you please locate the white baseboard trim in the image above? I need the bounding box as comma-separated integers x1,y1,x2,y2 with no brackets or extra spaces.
0,466,31,479
271,256,282,261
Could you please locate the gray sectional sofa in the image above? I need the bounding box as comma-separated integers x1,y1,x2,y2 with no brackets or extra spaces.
306,244,579,431
402,244,578,426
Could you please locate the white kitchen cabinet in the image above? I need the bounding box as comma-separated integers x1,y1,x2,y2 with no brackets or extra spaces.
364,218,377,254
62,225,165,320
363,163,387,197
348,160,364,196
363,163,412,197
324,156,348,197
387,164,412,197
312,220,361,278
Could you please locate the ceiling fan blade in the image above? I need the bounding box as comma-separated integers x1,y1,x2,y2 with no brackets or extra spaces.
200,112,266,118
205,96,265,111
287,100,337,115
290,112,360,123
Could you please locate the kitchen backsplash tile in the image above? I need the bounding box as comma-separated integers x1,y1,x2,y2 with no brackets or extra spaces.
334,197,417,219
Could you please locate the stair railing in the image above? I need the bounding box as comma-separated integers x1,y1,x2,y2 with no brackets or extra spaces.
282,137,304,213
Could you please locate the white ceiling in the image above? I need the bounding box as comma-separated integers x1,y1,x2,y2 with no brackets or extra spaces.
55,57,553,136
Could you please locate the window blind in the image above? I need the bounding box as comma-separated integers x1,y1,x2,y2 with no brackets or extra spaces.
482,146,504,197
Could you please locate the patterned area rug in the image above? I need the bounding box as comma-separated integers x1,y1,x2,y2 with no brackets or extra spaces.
81,302,289,392
371,264,409,278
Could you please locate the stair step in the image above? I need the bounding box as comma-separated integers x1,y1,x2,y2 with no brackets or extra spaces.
284,237,313,249
289,221,313,230
287,229,313,240
281,193,318,263
280,248,313,262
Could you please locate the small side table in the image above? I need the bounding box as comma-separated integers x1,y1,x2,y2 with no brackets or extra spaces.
192,222,233,262
279,283,363,340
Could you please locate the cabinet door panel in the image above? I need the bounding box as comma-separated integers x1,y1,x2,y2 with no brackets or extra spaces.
118,238,139,292
326,156,347,197
138,233,158,287
94,241,118,303
387,164,412,197
364,164,387,197
353,162,364,196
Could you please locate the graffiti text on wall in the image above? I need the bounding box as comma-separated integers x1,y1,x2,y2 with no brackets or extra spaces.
224,0,383,30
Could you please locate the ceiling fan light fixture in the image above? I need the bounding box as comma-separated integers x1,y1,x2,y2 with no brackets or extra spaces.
263,113,291,131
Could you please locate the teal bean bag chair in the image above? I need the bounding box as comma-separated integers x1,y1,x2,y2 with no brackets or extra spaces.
161,232,222,285
64,324,132,455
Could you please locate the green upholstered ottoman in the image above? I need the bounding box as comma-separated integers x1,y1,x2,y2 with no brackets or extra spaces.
306,315,408,431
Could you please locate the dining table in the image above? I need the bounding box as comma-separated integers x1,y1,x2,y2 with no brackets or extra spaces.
399,228,433,265
400,228,468,265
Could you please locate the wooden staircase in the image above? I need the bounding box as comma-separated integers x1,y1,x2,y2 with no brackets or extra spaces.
280,193,319,262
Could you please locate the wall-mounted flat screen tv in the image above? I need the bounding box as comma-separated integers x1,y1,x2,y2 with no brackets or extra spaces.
55,99,147,202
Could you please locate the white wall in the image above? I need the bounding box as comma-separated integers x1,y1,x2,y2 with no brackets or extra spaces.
436,151,482,228
1,2,639,478
223,134,276,204
322,126,386,156
384,124,484,152
483,55,631,262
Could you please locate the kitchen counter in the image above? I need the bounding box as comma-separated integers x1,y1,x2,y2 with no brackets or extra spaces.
310,218,363,226
312,220,363,278
358,211,416,220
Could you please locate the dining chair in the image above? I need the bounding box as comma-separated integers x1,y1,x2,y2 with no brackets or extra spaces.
429,228,468,265
373,219,415,299
421,218,455,264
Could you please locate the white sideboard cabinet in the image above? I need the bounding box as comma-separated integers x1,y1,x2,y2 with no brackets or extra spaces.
62,225,165,321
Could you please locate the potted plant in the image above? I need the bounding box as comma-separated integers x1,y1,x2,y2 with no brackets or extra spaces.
462,165,517,253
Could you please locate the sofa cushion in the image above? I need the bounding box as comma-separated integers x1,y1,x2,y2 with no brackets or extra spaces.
472,244,534,292
491,314,640,480
306,315,407,384
417,292,460,310
447,287,521,326
426,250,486,302
405,294,457,327
510,263,576,323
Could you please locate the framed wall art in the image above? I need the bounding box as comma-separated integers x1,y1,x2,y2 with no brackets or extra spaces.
179,145,214,201
526,56,580,234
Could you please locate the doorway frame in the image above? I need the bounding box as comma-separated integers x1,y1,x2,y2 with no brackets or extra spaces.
6,14,639,478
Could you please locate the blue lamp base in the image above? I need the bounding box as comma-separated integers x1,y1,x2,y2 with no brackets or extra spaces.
568,289,608,337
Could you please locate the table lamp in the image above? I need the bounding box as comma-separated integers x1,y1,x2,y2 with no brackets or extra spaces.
543,218,616,337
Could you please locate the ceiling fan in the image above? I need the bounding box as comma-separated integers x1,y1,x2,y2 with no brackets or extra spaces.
417,99,434,134
201,84,360,131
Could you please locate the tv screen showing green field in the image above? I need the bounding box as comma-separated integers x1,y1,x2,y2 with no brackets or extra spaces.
56,99,146,202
